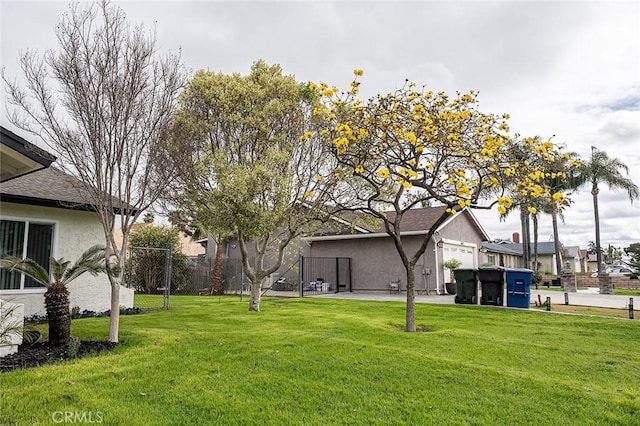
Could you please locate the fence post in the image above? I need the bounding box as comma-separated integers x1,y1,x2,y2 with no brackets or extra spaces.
348,258,353,292
546,297,551,311
630,298,634,320
164,248,172,309
299,255,304,298
564,292,569,306
335,257,340,294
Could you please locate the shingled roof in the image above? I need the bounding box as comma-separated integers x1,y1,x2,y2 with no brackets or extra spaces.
378,207,449,233
311,206,488,240
481,241,558,256
0,166,133,214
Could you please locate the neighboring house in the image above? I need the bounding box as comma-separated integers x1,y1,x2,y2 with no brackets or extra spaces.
562,246,587,274
0,131,133,316
479,242,522,269
114,223,205,261
305,207,489,294
587,254,599,273
213,207,487,294
480,238,561,274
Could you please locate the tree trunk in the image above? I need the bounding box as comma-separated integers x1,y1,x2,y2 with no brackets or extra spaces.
249,275,267,312
551,203,563,276
106,237,122,343
44,282,71,347
592,183,603,274
109,281,121,343
405,267,416,332
520,206,531,268
532,214,539,271
211,238,225,294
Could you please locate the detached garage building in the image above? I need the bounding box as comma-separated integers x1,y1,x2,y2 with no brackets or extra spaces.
306,207,489,294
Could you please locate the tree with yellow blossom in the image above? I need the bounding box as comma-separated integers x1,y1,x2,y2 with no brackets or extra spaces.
314,70,575,331
497,136,581,275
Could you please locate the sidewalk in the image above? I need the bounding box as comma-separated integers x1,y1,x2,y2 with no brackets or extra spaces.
305,289,638,311
531,289,637,311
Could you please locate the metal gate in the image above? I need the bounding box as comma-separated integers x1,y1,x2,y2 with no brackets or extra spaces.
300,256,351,297
124,246,171,309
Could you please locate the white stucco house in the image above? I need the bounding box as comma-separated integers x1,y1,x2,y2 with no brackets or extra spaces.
0,126,133,317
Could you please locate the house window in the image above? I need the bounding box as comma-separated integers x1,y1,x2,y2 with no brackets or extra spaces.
487,254,496,266
0,219,54,290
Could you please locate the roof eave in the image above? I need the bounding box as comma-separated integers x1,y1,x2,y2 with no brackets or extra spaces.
0,127,56,182
306,229,430,242
0,194,135,215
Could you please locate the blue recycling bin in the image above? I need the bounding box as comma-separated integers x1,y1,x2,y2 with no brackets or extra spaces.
506,268,533,308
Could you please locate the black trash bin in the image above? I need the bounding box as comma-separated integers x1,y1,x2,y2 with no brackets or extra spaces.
453,269,478,304
479,267,505,306
505,268,533,308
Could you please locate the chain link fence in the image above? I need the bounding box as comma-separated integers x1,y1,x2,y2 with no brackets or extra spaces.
123,248,352,309
124,246,171,310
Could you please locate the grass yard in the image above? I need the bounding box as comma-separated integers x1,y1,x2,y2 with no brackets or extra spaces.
2,296,639,425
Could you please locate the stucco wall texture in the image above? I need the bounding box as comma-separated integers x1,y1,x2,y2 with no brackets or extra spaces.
0,202,133,316
309,212,485,292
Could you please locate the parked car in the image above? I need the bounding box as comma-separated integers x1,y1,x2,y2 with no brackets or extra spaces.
590,265,637,277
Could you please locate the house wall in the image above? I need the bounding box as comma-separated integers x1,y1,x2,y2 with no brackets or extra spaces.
480,252,521,268
309,235,435,292
308,212,485,293
0,202,133,316
0,299,24,356
535,255,557,275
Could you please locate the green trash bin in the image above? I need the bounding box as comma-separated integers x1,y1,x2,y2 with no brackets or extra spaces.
453,269,478,305
479,267,505,306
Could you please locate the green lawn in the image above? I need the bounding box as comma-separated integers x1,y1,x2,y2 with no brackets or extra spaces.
2,296,639,425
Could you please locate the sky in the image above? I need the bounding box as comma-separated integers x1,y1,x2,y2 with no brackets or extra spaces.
1,0,639,250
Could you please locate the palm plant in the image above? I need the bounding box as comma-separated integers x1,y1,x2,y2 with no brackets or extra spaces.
575,147,639,276
542,152,579,276
0,245,109,346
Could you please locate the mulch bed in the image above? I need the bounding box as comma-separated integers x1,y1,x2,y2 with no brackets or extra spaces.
0,340,117,373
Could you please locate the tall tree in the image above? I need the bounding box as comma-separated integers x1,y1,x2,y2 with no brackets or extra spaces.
504,141,579,274
166,61,337,312
2,1,186,342
167,212,227,295
0,245,109,346
575,147,639,279
315,72,570,331
542,150,580,276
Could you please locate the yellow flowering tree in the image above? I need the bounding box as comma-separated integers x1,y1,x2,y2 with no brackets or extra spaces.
314,70,573,331
499,137,580,274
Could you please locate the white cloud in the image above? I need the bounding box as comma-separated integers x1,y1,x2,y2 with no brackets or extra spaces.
2,0,638,249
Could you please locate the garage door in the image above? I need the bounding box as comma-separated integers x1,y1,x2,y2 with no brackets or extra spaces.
442,243,476,268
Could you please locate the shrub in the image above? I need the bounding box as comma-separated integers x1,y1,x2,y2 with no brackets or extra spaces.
127,225,191,293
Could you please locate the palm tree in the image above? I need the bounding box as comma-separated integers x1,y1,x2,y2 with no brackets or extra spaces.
575,147,639,276
0,245,109,346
